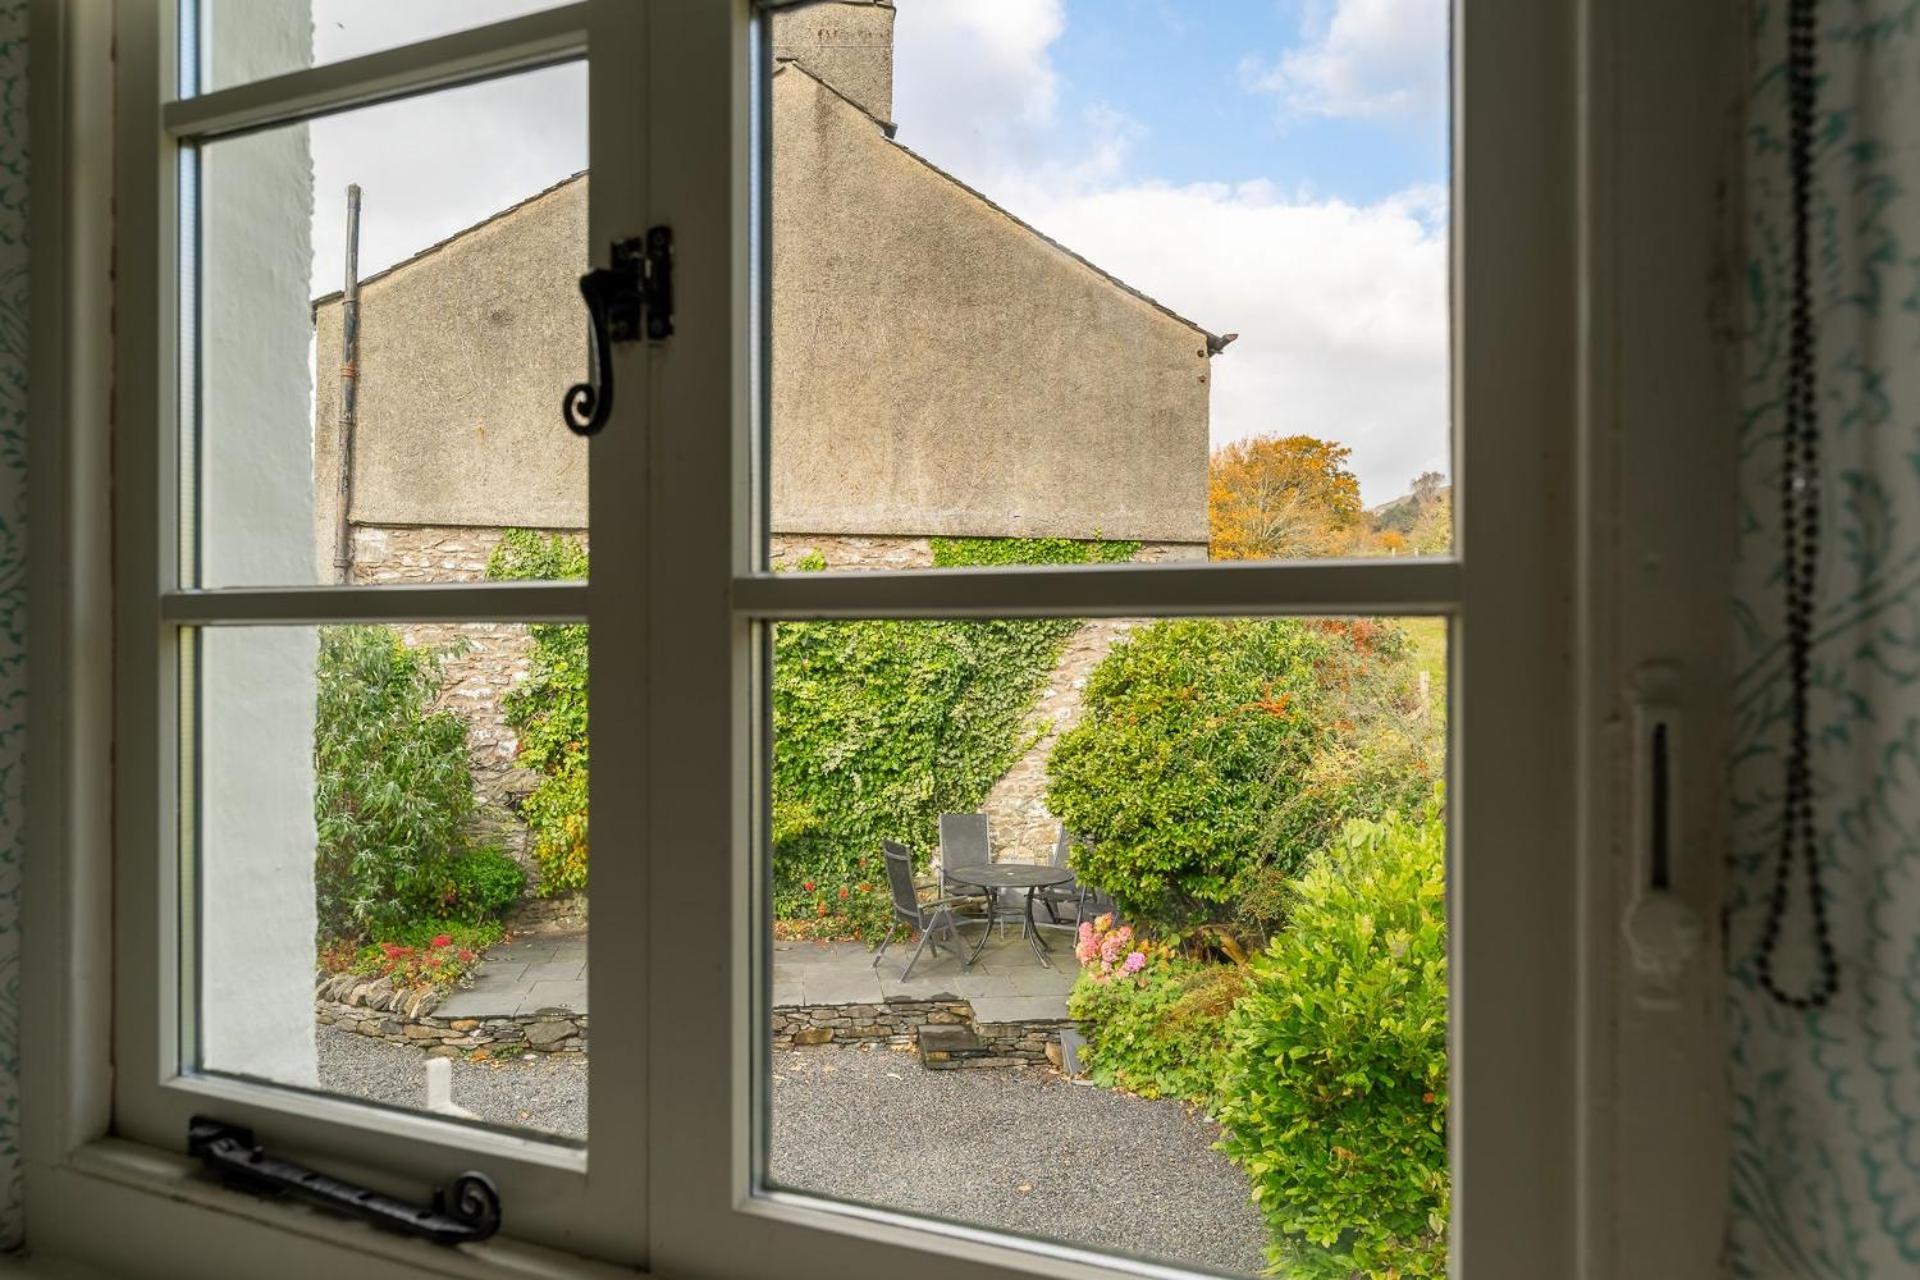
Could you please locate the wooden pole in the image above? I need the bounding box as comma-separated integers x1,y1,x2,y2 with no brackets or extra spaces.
333,183,362,583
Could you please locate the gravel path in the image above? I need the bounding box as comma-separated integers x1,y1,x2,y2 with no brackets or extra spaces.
318,1029,1267,1275
316,1023,588,1140
769,1045,1268,1276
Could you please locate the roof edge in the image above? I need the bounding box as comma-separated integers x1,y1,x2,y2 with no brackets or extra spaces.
769,57,896,137
778,60,1221,347
312,169,589,310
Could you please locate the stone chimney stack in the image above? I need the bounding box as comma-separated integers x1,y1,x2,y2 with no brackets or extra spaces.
771,0,895,125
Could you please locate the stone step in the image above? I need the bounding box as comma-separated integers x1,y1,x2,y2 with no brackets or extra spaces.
917,1022,989,1070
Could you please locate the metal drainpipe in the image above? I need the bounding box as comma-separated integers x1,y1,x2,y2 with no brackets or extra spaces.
333,183,362,584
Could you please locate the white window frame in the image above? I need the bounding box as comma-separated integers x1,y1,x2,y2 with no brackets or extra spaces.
18,0,1741,1277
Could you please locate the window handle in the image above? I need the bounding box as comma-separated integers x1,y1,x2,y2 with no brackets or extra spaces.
1621,664,1704,1008
188,1117,501,1246
563,225,675,437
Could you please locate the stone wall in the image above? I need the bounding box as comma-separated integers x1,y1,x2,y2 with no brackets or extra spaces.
314,971,587,1057
313,977,1055,1070
346,525,1197,881
345,523,588,867
772,999,1068,1069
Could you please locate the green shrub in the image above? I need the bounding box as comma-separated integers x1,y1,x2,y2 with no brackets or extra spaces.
313,625,479,940
448,846,525,921
1047,617,1436,936
1214,804,1450,1279
487,531,590,895
1067,942,1246,1103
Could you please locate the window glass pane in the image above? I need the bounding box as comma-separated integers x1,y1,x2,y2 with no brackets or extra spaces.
189,63,589,588
761,0,1451,570
761,612,1449,1276
193,1,571,94
191,618,590,1143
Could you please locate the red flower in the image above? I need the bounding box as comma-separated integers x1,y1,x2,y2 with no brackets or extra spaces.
457,948,477,963
431,933,453,948
803,881,815,892
838,886,849,900
381,943,405,958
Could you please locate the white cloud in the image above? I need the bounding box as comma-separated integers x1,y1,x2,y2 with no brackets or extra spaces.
890,0,1066,182
1001,177,1450,503
305,63,587,293
889,0,1450,503
1246,0,1448,121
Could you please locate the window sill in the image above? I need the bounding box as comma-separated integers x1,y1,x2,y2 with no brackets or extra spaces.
27,1140,636,1280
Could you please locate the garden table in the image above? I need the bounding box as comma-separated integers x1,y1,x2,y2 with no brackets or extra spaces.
944,863,1075,969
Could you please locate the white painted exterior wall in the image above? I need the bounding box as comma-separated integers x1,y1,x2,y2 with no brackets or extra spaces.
196,2,319,1086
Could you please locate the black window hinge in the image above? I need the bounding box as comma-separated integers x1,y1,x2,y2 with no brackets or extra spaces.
563,225,674,437
188,1117,502,1246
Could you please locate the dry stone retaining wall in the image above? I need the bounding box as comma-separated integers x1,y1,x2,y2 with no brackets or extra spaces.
314,973,1059,1071
772,999,1069,1069
314,971,586,1057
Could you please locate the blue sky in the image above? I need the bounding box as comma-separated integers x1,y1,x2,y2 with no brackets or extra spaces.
1044,0,1446,204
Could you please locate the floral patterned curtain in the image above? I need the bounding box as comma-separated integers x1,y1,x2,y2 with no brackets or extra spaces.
1729,1,1920,1274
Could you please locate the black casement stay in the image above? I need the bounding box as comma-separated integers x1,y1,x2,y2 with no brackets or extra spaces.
563,225,675,437
188,1117,502,1246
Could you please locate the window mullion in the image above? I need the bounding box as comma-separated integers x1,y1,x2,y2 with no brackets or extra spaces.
159,580,591,626
163,3,589,140
730,558,1461,620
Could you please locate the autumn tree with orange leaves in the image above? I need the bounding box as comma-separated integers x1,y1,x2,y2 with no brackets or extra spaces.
1209,434,1366,560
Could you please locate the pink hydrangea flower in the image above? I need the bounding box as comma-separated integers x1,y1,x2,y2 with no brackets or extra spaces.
1122,950,1146,974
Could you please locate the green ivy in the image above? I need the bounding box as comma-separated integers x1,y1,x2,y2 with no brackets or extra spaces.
772,615,1077,933
929,536,1139,567
771,537,1139,933
487,531,590,895
1214,803,1450,1279
479,533,1139,924
313,625,479,939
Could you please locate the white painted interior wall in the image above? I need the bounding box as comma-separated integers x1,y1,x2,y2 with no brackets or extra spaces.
196,1,319,1085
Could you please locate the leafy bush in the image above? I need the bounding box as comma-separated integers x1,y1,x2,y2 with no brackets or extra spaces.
929,536,1139,567
332,919,508,990
313,625,479,940
1047,617,1437,936
769,537,1138,937
1214,805,1450,1279
1066,922,1246,1103
487,530,590,895
448,846,525,921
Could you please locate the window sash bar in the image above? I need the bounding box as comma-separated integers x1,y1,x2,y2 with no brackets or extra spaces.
162,3,589,141
730,557,1461,620
158,581,589,625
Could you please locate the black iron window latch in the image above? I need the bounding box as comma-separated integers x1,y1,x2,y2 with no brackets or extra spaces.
188,1117,502,1246
563,225,674,437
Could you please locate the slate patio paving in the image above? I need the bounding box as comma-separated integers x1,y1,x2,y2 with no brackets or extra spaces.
436,929,589,1019
436,920,1078,1022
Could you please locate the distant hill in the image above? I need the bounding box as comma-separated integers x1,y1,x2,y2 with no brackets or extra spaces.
1369,475,1452,538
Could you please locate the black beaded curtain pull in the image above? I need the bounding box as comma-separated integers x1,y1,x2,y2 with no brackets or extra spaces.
1755,0,1840,1010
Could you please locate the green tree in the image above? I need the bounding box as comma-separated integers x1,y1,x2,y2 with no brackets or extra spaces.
313,625,478,938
